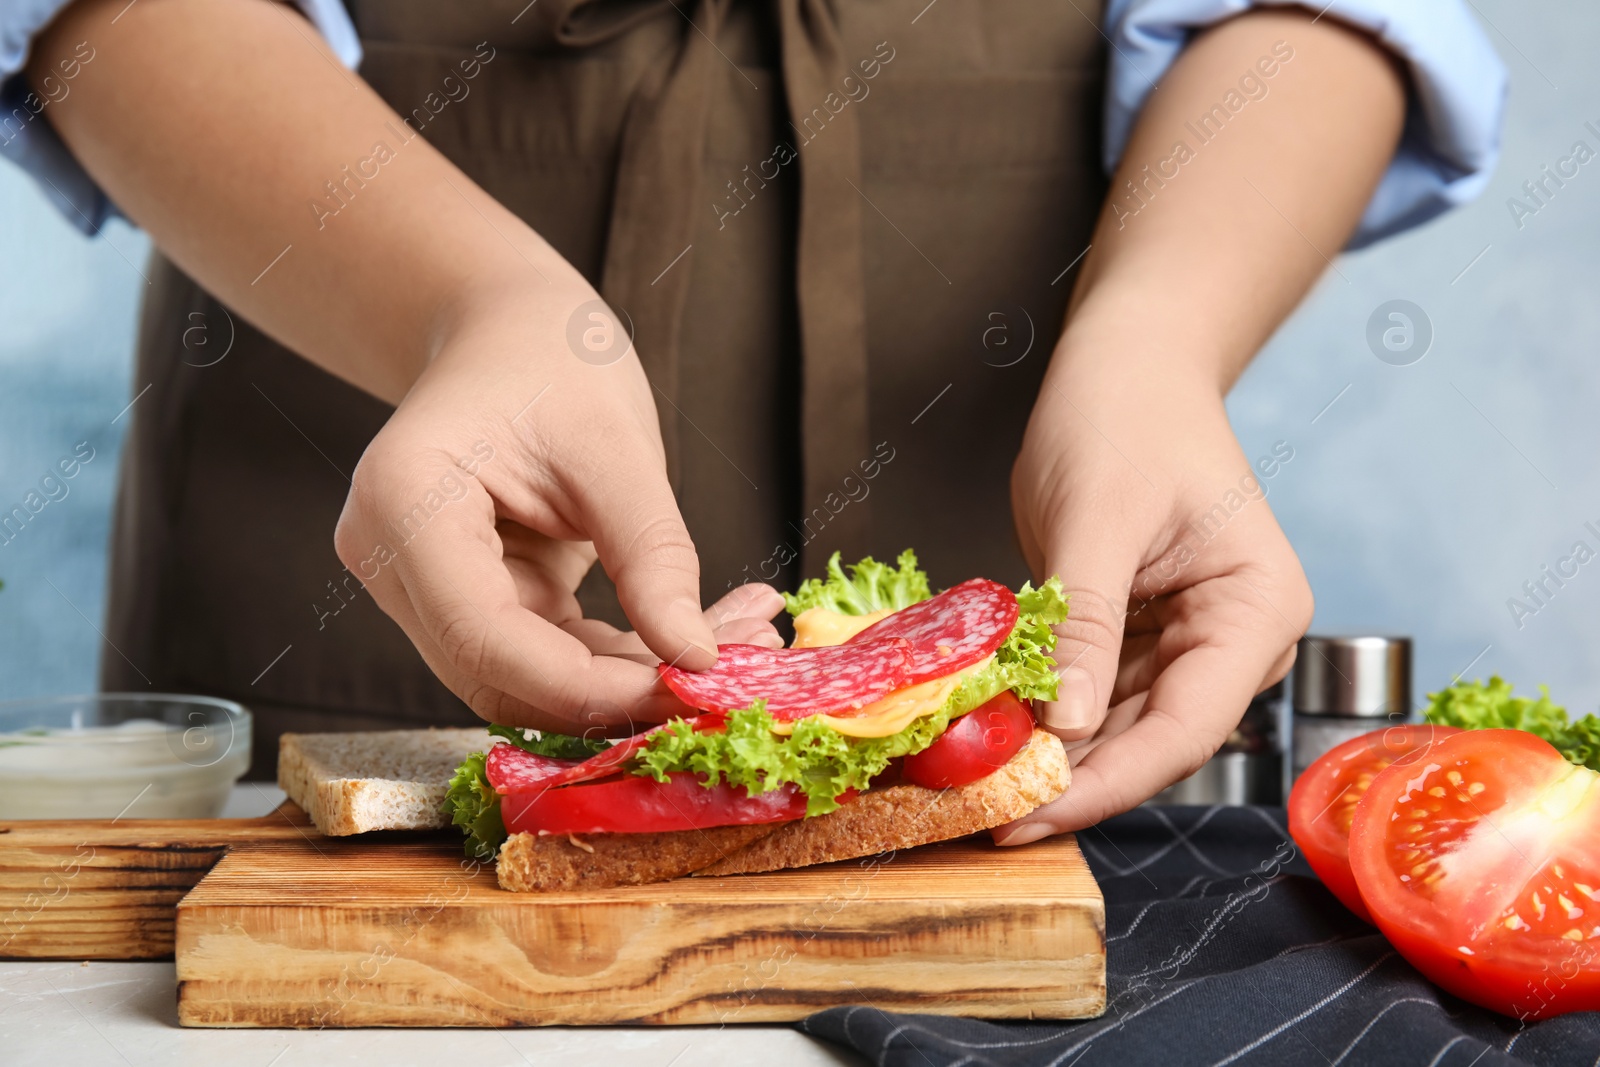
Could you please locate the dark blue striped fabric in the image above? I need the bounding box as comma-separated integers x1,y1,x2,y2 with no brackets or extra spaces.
800,805,1600,1066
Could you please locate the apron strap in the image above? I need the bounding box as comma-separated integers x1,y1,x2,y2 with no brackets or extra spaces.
778,0,873,571
597,0,733,489
559,0,874,570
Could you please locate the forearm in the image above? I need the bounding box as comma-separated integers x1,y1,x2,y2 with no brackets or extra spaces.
1057,9,1405,396
30,0,577,404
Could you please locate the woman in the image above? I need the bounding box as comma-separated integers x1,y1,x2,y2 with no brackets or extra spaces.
2,0,1502,840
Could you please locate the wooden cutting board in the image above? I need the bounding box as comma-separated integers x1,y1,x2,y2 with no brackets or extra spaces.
0,804,313,960
2,803,1106,1025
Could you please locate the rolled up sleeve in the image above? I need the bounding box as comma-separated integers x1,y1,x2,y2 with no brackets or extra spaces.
0,0,361,235
1102,0,1508,248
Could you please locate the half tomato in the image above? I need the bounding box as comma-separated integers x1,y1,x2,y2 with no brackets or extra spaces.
1288,724,1460,922
1349,729,1600,1019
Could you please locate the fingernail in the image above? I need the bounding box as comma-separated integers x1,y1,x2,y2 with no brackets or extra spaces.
669,597,718,660
995,822,1052,847
1040,666,1097,732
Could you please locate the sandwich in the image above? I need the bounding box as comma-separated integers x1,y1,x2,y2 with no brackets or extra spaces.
442,550,1072,890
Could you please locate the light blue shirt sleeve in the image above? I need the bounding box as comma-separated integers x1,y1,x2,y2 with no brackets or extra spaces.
0,0,361,235
4,0,1505,247
1104,0,1508,248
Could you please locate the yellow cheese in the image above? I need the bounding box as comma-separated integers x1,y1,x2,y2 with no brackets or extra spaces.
791,606,894,648
769,655,994,738
780,606,991,737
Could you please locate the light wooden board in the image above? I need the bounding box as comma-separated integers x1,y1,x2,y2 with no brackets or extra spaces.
0,806,314,960
1,803,1105,1024
175,829,1105,1026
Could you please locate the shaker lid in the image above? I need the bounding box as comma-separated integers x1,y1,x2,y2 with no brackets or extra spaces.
1293,635,1411,717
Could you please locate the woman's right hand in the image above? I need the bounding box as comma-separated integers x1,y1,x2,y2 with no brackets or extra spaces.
29,0,778,734
334,280,780,735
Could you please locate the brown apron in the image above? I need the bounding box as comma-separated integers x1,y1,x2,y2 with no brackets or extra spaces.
102,0,1107,777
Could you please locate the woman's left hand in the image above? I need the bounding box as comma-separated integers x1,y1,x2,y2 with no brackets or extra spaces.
997,348,1312,843
990,5,1407,841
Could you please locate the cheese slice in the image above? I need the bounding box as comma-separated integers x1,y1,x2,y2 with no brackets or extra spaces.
779,605,991,737
790,606,894,648
769,654,994,738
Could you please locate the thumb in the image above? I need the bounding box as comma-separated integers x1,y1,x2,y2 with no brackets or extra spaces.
581,451,718,671
1039,525,1139,739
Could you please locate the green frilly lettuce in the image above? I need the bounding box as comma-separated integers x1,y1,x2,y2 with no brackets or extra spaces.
443,751,505,860
441,553,1072,853
635,576,1069,816
783,549,932,617
441,725,608,859
1424,675,1600,772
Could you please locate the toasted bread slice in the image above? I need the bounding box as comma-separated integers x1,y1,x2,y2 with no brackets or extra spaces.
497,823,781,891
278,728,488,835
696,727,1068,876
493,728,1069,890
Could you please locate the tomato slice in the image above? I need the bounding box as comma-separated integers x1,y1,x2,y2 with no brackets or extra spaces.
1288,724,1461,922
903,690,1034,790
1349,729,1600,1019
501,771,812,835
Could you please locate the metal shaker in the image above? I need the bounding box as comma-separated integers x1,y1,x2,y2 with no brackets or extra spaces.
1289,635,1413,785
1151,680,1285,806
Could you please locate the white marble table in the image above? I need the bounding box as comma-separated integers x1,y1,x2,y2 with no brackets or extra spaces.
0,787,862,1067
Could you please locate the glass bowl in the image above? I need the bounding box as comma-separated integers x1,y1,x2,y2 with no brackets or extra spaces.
0,693,252,819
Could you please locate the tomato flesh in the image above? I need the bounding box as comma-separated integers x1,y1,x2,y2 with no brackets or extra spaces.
501,771,815,835
1349,729,1600,1019
1288,724,1461,922
904,690,1034,790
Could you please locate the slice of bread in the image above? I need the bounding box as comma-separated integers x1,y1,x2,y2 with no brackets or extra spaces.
492,728,1069,890
278,728,490,836
497,823,781,892
695,727,1069,876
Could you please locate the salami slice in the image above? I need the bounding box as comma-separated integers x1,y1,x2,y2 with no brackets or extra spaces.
846,578,1018,683
658,639,915,719
487,714,726,796
485,743,577,796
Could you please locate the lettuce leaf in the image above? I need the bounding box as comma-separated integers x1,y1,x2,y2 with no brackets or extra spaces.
487,723,607,760
783,549,931,617
998,578,1071,701
1424,676,1600,772
442,564,1071,854
440,727,605,859
636,577,1069,816
442,751,505,860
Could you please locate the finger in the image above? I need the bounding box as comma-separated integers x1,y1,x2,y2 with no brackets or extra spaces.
576,447,718,670
704,583,785,628
713,616,784,648
1043,630,1158,739
1035,515,1144,739
344,475,664,728
566,615,780,658
1002,584,1301,836
1040,690,1149,758
1262,643,1296,691
375,583,680,731
1110,631,1161,704
705,585,784,648
496,523,596,621
560,618,651,659
562,589,784,659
